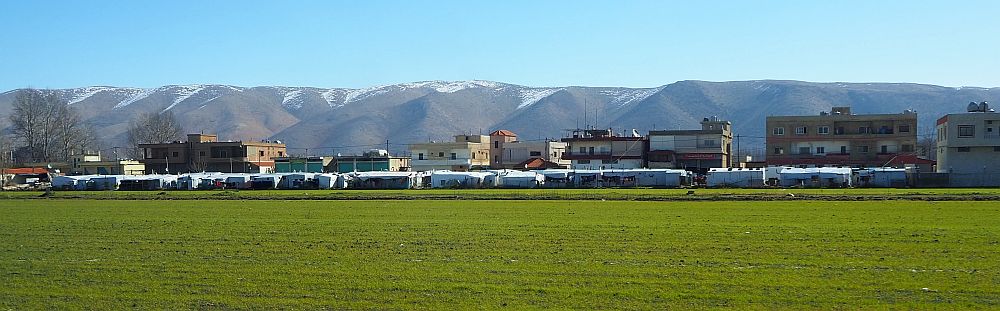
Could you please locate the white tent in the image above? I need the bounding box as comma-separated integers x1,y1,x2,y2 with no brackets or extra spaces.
779,167,852,188
429,171,493,188
52,175,95,190
537,169,573,188
858,168,907,188
119,175,178,190
352,171,422,189
317,173,351,189
278,173,318,189
707,168,766,188
498,171,544,188
88,175,124,190
571,170,603,188
250,174,281,189
601,169,689,188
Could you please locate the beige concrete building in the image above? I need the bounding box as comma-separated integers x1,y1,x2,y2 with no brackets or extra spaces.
140,134,286,174
489,130,568,169
561,129,645,169
648,117,732,174
935,102,1000,186
766,107,919,167
409,135,491,171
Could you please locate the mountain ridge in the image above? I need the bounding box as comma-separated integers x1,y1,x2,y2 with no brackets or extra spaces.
1,80,997,156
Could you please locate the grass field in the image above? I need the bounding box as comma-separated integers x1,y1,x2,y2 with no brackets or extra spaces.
2,199,999,309
5,187,1000,201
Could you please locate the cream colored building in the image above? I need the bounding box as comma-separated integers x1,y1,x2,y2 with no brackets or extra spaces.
409,135,491,171
489,130,568,169
648,117,732,174
936,103,1000,186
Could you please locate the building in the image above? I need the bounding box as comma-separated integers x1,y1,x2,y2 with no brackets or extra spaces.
561,128,645,170
935,101,1000,186
489,130,568,169
647,117,732,174
766,107,919,167
72,160,146,175
330,150,410,173
274,156,333,173
140,134,287,174
409,135,491,171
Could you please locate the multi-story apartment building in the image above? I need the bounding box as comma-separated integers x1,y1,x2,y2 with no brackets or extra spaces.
561,129,645,169
489,130,568,169
409,135,490,171
936,102,1000,186
140,134,286,174
647,117,732,174
766,107,918,167
331,150,410,173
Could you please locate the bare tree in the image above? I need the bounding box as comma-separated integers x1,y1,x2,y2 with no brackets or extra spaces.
8,89,97,163
125,111,184,159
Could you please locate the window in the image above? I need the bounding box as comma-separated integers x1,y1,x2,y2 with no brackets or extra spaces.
418,153,425,160
795,127,807,135
773,147,784,155
798,147,810,154
957,147,970,152
588,147,595,155
703,139,716,147
880,145,888,154
529,151,542,157
902,144,913,152
172,152,179,157
494,141,499,148
450,153,457,160
818,126,830,135
815,147,825,154
277,151,283,157
773,127,785,135
438,152,444,157
199,151,205,157
859,145,870,153
994,146,1000,152
958,125,975,138
602,159,616,164
259,150,265,157
858,127,870,134
834,127,845,135
840,146,848,154
578,160,591,164
899,125,910,133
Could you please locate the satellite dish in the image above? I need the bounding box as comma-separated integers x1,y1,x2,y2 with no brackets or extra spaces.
981,101,990,112
968,102,980,112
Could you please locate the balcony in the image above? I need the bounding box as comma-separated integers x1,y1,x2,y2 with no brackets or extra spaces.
410,159,472,167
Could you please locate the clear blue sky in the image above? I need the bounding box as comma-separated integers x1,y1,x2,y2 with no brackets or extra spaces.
2,0,998,90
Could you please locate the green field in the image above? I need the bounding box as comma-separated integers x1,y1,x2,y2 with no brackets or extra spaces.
2,199,999,309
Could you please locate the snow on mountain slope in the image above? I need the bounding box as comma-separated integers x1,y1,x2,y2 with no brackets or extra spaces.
281,90,305,109
160,85,205,112
517,88,562,109
65,86,116,105
114,87,160,109
600,87,663,107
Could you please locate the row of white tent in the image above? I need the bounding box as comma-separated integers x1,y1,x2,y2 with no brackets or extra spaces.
51,169,695,190
706,167,908,188
51,167,908,190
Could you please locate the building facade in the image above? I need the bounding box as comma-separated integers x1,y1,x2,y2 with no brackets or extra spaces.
647,117,732,174
140,134,287,174
409,135,491,171
489,130,568,169
331,150,410,173
561,129,645,169
935,102,1000,186
766,107,918,167
274,156,334,173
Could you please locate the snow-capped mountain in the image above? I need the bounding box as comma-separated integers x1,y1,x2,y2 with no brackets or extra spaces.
1,80,997,155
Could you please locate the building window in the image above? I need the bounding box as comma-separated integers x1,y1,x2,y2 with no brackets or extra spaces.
530,151,542,157
957,147,970,152
438,152,444,157
902,144,914,152
795,127,807,135
880,145,889,154
958,125,975,138
494,141,499,148
899,125,910,133
773,147,784,155
450,153,457,160
818,126,830,135
840,146,848,154
994,146,1000,152
773,127,785,135
798,147,810,154
703,139,716,147
588,147,595,155
578,160,591,164
199,151,205,157
859,145,870,153
815,147,825,154
259,150,265,157
277,151,283,157
418,153,424,160
172,152,179,158
858,127,870,134
834,127,845,135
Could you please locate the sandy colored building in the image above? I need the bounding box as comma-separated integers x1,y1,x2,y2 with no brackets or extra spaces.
935,102,1000,186
648,117,732,174
561,129,645,169
766,107,918,167
409,135,490,171
489,130,568,169
140,134,286,174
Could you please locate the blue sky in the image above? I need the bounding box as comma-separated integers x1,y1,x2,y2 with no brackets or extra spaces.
2,0,998,90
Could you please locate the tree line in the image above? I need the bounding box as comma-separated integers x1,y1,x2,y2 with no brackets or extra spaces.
2,89,184,166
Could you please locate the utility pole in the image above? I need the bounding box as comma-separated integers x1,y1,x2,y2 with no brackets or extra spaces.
386,139,390,155
735,134,741,168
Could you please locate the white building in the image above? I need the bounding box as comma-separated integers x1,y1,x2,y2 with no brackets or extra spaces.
936,102,1000,186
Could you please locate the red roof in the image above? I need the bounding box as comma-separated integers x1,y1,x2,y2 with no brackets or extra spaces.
887,154,936,165
519,157,563,170
2,168,49,174
490,130,517,137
